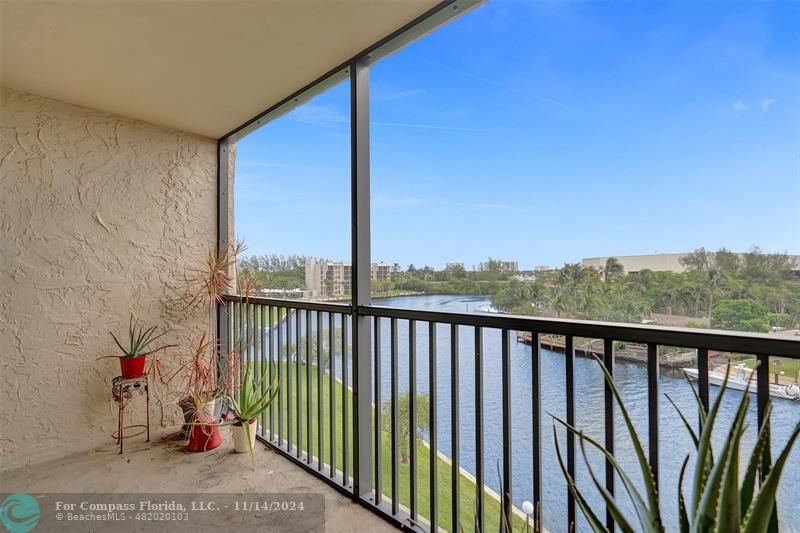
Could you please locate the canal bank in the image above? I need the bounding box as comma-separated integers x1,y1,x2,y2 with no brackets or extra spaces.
515,332,699,368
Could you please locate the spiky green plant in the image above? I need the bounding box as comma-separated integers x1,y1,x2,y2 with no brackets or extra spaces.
110,314,171,358
553,357,800,533
219,361,279,467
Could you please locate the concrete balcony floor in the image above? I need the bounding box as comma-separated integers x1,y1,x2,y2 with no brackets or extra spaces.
0,430,395,533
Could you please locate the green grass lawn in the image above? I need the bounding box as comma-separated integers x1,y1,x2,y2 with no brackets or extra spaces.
256,360,528,533
725,354,800,379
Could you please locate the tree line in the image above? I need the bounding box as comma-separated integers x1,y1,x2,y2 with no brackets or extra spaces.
237,249,799,332
492,248,799,332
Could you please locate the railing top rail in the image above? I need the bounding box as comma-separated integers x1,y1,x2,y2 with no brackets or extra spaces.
360,305,800,358
223,293,353,313
220,294,799,357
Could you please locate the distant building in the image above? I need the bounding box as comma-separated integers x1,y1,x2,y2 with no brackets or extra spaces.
445,262,465,271
259,288,312,299
479,260,519,273
305,259,397,297
305,260,351,298
533,265,551,272
581,253,800,274
582,254,686,273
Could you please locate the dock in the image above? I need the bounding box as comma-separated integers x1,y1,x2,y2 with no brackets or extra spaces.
516,332,700,368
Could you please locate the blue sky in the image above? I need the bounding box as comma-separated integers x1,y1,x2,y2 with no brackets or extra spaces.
234,0,800,270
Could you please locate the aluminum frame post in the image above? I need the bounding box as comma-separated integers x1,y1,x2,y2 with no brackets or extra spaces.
350,57,373,499
217,138,232,374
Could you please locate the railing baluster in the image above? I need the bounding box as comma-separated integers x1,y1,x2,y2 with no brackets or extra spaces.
287,309,293,452
698,348,710,429
297,308,303,458
227,301,233,361
475,326,485,533
429,321,438,531
260,304,266,437
756,353,771,481
269,306,275,440
391,317,399,515
502,328,512,528
317,310,324,471
248,302,254,380
451,323,460,530
409,319,418,521
604,338,615,532
343,315,350,486
374,316,382,504
647,343,660,489
565,335,576,527
239,300,245,385
306,309,312,463
278,306,284,446
531,331,542,529
329,312,336,478
233,301,238,390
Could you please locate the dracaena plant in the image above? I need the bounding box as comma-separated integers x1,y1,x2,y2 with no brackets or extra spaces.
174,240,252,407
110,314,173,358
553,357,800,533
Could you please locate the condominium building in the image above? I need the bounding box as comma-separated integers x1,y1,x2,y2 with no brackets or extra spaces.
478,260,519,273
305,259,396,297
445,262,465,271
371,262,396,281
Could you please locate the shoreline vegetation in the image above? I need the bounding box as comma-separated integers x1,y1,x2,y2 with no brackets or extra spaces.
239,248,799,336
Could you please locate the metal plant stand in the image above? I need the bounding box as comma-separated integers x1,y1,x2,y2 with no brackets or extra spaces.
111,375,150,454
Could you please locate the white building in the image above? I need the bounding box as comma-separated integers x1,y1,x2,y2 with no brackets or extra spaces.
479,260,519,273
581,252,800,274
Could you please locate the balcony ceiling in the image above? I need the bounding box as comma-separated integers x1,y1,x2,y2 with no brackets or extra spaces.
0,0,439,139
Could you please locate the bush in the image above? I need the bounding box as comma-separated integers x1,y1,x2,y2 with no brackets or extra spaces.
711,299,770,332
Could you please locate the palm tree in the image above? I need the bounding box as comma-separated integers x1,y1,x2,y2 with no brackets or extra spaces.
603,257,625,290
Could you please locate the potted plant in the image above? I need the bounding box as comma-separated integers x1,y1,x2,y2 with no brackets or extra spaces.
109,314,173,379
171,241,251,451
222,361,278,463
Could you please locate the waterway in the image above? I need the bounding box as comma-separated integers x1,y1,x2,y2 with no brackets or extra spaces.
368,294,800,532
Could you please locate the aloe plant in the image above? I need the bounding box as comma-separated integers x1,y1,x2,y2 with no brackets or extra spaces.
219,361,279,466
110,314,171,358
553,357,800,533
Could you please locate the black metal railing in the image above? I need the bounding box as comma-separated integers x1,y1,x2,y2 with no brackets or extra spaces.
223,294,800,533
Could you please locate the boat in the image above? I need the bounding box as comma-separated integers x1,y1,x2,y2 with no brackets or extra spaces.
475,303,500,314
683,363,800,401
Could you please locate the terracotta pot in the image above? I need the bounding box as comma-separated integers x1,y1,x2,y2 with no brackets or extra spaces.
231,419,257,453
119,355,146,378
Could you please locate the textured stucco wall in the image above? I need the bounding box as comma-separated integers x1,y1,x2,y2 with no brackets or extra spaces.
0,88,217,470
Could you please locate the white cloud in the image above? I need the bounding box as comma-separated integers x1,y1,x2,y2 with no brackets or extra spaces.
732,100,747,114
292,104,347,126
761,98,774,111
373,88,425,102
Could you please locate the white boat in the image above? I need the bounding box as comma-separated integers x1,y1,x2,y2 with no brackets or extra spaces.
683,364,800,401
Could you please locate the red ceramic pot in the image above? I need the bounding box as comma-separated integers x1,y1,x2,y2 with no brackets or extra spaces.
120,355,146,378
187,420,222,452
